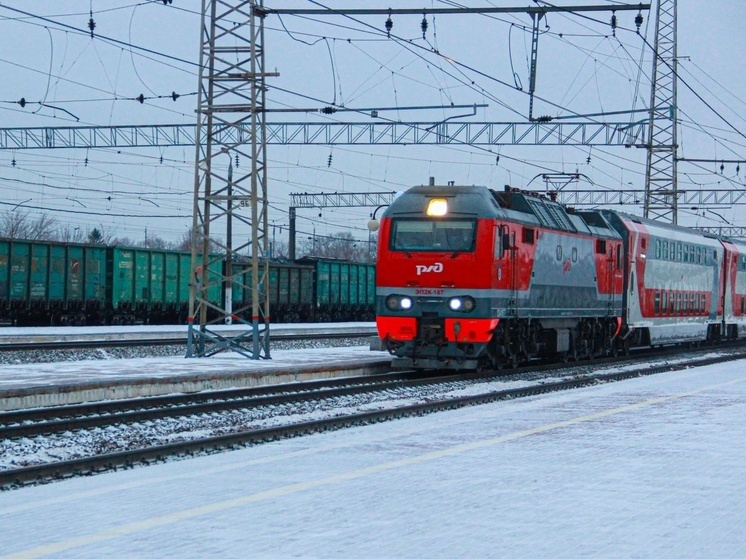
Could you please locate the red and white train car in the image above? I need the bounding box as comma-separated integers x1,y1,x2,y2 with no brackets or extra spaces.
600,211,725,346
721,237,746,339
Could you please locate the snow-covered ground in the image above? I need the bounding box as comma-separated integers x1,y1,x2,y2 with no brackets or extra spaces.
1,359,745,558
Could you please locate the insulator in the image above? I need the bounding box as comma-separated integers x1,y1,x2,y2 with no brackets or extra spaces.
635,12,643,33
327,153,333,167
159,155,163,164
235,154,240,168
385,13,393,38
11,158,16,167
737,164,741,175
171,91,179,101
136,94,145,104
18,97,26,108
421,14,428,39
88,12,96,38
84,157,88,166
720,162,725,174
611,13,617,36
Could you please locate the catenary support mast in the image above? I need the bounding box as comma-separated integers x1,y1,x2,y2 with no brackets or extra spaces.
187,0,273,358
644,0,678,223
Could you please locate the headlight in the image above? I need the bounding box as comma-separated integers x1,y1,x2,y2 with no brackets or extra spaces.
386,295,413,311
448,296,475,312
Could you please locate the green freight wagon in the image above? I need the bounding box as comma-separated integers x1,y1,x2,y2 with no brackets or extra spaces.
230,259,314,323
0,238,107,325
269,261,315,322
296,257,375,322
107,246,214,324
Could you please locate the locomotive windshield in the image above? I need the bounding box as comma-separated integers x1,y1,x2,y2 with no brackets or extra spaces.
390,219,476,252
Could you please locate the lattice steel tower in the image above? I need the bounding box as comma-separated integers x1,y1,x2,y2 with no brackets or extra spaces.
643,0,678,223
187,0,273,358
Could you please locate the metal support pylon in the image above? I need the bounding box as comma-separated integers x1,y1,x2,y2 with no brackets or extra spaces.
643,0,678,223
186,0,273,358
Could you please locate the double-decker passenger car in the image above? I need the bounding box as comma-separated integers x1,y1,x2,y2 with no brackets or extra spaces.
601,211,725,348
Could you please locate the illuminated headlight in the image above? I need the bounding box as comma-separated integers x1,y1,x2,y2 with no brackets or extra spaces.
448,296,475,312
386,295,413,311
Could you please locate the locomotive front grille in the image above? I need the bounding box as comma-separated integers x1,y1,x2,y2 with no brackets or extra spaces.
419,312,445,344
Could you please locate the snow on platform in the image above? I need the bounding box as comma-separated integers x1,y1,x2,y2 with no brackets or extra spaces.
0,345,391,411
1,361,745,558
0,323,386,410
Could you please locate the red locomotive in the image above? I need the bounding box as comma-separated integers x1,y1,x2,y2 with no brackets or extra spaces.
375,183,741,370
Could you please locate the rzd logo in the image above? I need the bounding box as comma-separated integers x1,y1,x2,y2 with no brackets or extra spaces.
416,262,444,276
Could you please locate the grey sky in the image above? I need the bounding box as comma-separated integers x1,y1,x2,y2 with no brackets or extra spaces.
0,1,744,245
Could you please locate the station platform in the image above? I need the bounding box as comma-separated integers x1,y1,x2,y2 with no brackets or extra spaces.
1,359,744,558
0,345,391,412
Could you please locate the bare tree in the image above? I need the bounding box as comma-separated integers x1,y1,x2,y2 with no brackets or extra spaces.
27,213,58,240
299,232,370,261
139,234,170,249
58,224,86,243
0,210,57,240
175,226,222,253
0,210,29,239
270,239,289,259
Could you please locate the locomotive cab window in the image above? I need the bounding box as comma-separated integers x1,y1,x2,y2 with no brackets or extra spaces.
596,239,606,254
391,219,476,252
494,225,509,258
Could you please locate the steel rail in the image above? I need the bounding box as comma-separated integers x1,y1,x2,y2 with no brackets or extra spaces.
0,329,375,352
2,349,744,490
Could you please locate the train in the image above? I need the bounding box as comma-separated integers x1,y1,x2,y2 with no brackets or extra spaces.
0,238,375,326
375,183,746,370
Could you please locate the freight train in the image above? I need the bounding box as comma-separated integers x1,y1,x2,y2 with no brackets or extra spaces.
0,239,375,326
375,184,746,370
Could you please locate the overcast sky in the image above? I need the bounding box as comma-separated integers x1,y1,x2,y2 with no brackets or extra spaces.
0,1,744,246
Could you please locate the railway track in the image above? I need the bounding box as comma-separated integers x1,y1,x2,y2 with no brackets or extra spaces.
0,326,376,352
3,345,745,489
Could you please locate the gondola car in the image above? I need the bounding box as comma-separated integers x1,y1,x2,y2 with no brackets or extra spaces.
0,237,375,326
